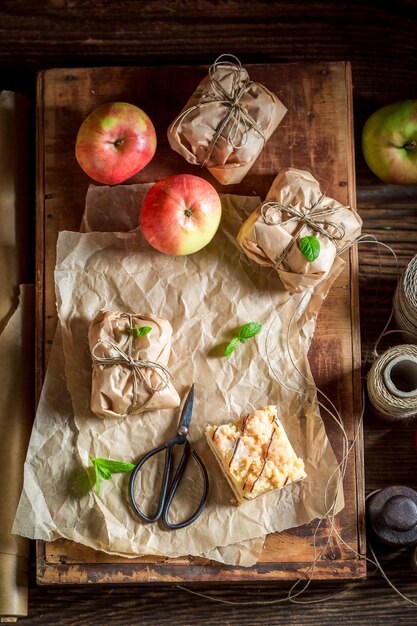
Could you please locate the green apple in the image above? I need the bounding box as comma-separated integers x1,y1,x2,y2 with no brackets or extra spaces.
362,99,417,184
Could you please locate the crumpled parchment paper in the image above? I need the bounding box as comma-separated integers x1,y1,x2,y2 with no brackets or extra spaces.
237,168,362,293
13,185,344,566
168,57,287,185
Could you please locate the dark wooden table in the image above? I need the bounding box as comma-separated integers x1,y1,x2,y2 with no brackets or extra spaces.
1,1,417,624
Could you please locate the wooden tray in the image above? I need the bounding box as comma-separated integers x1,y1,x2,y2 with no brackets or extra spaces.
36,61,365,584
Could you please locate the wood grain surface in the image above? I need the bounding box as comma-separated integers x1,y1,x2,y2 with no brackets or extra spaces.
35,61,364,584
1,1,417,624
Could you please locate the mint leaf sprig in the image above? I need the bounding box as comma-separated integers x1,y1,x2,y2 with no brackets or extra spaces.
126,324,152,338
224,321,262,357
300,235,321,262
90,457,136,495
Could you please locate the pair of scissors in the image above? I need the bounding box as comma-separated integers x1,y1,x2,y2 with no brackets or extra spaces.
129,384,209,530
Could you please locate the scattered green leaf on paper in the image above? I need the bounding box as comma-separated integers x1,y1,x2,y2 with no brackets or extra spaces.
300,235,321,262
90,457,136,495
127,323,152,338
96,459,136,473
224,322,262,357
224,337,240,356
239,321,262,341
96,464,112,481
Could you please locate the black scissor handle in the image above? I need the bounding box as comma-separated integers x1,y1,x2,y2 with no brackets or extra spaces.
162,443,209,530
129,440,209,530
129,442,173,524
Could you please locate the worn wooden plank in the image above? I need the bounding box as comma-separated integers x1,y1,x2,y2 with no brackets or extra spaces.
35,61,364,584
1,1,417,112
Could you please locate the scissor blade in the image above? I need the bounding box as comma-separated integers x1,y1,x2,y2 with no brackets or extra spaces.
178,383,194,432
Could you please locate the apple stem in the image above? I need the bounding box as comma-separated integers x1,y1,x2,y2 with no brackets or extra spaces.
184,209,193,217
404,139,416,151
114,138,124,147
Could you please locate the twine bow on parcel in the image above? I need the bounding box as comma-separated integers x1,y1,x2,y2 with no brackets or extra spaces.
172,54,266,168
260,194,349,268
171,54,267,167
91,338,171,417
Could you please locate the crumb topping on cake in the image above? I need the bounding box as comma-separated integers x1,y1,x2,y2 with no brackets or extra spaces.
206,406,306,501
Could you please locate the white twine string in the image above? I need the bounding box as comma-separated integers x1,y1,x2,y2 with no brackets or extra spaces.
91,333,171,417
343,242,417,420
338,234,400,363
367,344,417,421
171,54,266,168
261,194,348,270
178,237,417,606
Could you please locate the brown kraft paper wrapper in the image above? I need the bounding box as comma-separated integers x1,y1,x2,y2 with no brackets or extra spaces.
0,286,34,621
167,55,287,185
13,186,344,567
0,91,31,621
89,310,180,419
237,168,362,293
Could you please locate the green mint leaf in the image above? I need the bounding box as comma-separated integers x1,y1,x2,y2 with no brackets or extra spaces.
300,235,320,262
94,458,136,473
239,321,262,340
127,324,153,337
90,458,104,493
90,461,101,495
137,325,152,337
90,457,136,495
96,465,112,481
224,337,240,356
223,322,263,357
375,225,392,230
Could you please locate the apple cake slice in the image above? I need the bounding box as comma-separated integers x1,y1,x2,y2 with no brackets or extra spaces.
205,405,306,504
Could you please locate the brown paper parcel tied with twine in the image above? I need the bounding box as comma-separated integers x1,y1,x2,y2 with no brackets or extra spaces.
237,168,362,293
89,310,180,419
167,54,287,185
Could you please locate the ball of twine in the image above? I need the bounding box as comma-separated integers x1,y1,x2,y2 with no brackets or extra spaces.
394,254,417,342
367,344,417,421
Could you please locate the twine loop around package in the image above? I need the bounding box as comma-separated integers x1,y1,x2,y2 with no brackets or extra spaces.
91,338,171,416
367,344,417,421
172,54,266,167
260,194,349,268
394,254,417,343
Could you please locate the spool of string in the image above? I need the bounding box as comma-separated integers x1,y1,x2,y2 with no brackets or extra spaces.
367,345,417,421
393,254,417,343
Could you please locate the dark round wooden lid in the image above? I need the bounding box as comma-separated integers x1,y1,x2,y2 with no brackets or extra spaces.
368,486,417,547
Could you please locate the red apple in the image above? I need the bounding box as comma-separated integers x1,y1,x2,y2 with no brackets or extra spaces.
75,102,157,185
362,99,417,184
140,174,222,255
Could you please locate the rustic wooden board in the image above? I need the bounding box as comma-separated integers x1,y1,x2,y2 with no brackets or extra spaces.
35,61,365,584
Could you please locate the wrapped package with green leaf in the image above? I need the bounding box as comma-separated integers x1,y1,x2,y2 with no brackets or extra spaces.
236,168,362,293
89,310,180,419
